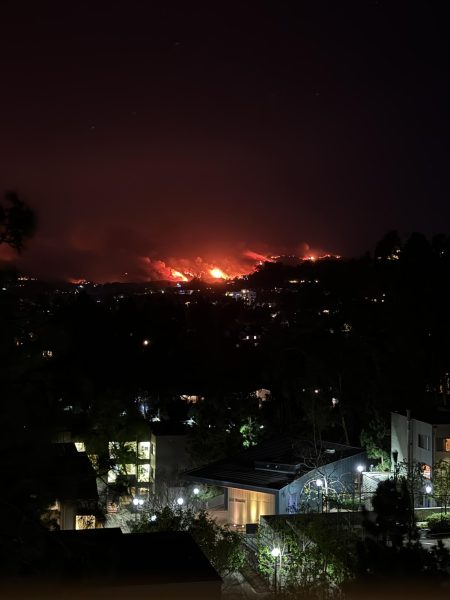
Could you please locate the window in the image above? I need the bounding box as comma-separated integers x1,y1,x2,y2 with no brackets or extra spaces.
109,442,120,458
436,438,450,452
108,468,118,483
109,441,137,458
125,464,136,475
75,442,86,453
124,441,137,453
76,515,96,530
138,441,150,460
418,434,430,450
138,464,150,483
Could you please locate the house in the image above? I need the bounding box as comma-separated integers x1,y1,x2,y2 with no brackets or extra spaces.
391,409,450,477
3,442,99,531
184,435,367,528
0,528,222,599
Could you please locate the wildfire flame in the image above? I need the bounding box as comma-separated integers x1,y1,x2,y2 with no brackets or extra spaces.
209,267,228,280
170,269,188,282
137,248,340,284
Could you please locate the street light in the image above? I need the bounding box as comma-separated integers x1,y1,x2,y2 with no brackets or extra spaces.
177,497,184,506
271,547,281,593
193,487,200,495
316,479,324,512
356,466,365,509
424,484,433,507
132,497,144,522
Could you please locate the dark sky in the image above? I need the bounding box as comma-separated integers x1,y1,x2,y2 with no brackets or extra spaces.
1,1,450,280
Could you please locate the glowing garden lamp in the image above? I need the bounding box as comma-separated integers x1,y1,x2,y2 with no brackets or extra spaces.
177,497,184,506
271,547,281,592
425,484,432,494
193,487,200,495
356,466,365,508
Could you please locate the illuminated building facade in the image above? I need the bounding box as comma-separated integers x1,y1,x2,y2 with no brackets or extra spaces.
107,422,189,504
391,409,450,476
185,436,367,528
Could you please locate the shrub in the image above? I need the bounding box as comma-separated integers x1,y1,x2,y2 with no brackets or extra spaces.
427,513,450,534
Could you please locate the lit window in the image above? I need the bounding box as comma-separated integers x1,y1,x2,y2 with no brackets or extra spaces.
125,464,136,475
124,441,137,454
108,469,118,483
109,442,120,458
138,441,150,460
76,515,96,530
75,442,86,453
436,438,450,452
138,464,150,482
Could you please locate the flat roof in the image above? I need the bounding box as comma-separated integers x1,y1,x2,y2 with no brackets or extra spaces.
184,436,363,492
392,409,450,425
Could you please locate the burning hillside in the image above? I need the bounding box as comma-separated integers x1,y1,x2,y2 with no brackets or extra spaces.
140,249,340,283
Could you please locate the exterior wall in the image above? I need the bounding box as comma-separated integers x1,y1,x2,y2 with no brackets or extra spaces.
154,434,190,489
433,424,450,464
391,412,408,465
227,487,276,526
391,412,437,469
60,501,76,530
412,420,433,467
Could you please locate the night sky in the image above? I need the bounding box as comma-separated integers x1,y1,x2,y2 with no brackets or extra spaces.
1,1,450,281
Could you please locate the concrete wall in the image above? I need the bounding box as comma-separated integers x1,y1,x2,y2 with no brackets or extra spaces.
391,412,446,469
391,412,408,465
227,487,276,526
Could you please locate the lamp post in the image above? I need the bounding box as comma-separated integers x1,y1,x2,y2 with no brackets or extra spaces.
424,484,432,508
271,547,281,593
132,497,144,522
356,465,365,509
316,478,323,513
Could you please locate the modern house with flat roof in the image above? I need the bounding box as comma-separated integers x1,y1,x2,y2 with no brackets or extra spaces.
391,409,450,476
185,435,367,528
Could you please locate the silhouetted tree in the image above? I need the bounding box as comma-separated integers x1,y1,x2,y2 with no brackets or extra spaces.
0,191,36,251
374,230,402,260
356,478,450,584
